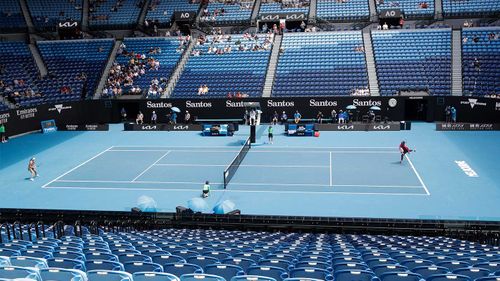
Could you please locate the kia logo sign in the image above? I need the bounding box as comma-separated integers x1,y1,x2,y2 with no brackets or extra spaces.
141,125,157,130
173,125,189,130
337,125,354,130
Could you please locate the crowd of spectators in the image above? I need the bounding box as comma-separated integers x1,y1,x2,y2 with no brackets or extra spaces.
103,43,164,97
351,87,370,96
261,0,310,9
191,32,274,57
200,0,253,22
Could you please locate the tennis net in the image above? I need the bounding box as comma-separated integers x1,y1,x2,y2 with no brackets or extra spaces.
223,138,251,189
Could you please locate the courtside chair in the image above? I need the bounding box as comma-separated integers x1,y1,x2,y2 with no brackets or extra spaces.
87,270,133,281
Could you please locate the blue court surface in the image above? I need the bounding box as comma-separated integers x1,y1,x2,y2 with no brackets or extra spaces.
0,123,499,221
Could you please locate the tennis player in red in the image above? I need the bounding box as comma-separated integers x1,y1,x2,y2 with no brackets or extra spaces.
399,141,415,164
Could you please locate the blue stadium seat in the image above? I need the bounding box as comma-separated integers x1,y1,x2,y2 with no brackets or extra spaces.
426,274,472,281
86,260,125,271
39,268,87,281
118,253,153,263
163,263,203,278
0,266,42,281
221,258,256,272
379,272,423,281
289,268,333,280
86,252,120,262
258,259,293,271
133,272,180,281
205,264,244,281
47,257,86,271
180,273,226,281
0,258,8,267
186,256,220,269
334,270,377,281
412,266,450,279
247,266,288,281
152,254,186,265
123,261,163,273
452,267,491,279
87,270,134,281
231,276,277,281
9,256,48,269
53,250,86,261
372,264,409,277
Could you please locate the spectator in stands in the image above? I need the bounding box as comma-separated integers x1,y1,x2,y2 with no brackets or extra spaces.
399,17,404,28
294,110,302,124
136,111,144,124
300,21,306,31
203,85,209,94
272,111,279,125
198,85,204,95
184,111,191,124
382,22,389,30
202,181,210,198
418,2,428,8
473,35,479,43
151,111,157,124
0,123,6,143
280,111,288,124
474,57,481,71
450,106,457,123
316,111,324,124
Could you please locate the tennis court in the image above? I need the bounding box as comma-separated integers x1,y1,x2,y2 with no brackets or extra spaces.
42,145,428,196
1,123,499,220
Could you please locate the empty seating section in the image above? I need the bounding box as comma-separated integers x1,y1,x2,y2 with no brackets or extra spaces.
27,0,82,31
1,229,500,281
272,32,368,97
110,38,182,98
37,39,114,99
442,0,500,16
201,1,254,24
0,42,40,108
317,0,369,21
462,28,500,96
372,29,451,96
375,0,433,18
259,0,310,15
172,35,272,98
89,0,141,28
146,0,200,25
0,0,26,31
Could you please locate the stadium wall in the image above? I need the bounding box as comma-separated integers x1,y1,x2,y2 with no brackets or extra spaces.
1,97,499,137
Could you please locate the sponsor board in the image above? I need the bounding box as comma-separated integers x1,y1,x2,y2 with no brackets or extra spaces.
0,112,10,124
352,99,383,107
259,12,307,22
436,123,500,131
309,99,338,107
16,107,37,120
315,123,400,131
455,160,478,177
186,100,212,108
146,101,173,109
123,123,202,131
58,124,109,131
460,98,487,109
379,8,401,18
48,104,72,114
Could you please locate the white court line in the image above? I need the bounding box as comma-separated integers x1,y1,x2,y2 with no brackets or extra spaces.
109,149,400,154
131,151,171,182
41,146,114,188
42,185,429,196
112,145,397,149
329,152,333,187
153,163,330,168
52,179,423,188
405,154,430,195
